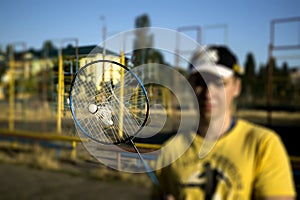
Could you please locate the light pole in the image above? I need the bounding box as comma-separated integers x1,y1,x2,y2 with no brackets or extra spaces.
100,16,107,83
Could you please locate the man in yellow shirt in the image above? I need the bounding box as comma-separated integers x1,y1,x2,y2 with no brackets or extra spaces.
152,45,296,200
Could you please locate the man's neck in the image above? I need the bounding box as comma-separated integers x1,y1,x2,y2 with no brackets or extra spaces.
198,114,232,140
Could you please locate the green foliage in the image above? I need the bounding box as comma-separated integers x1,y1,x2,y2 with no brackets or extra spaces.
241,53,256,98
132,14,166,67
239,54,300,111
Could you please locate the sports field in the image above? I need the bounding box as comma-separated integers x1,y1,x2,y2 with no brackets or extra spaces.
0,109,299,199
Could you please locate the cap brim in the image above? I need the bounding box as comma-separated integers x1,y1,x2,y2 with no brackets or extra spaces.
191,64,234,78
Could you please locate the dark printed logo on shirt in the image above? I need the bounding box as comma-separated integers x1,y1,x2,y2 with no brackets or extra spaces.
181,153,243,199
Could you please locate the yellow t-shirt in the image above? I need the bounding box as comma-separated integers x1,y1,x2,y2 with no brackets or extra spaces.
153,119,296,200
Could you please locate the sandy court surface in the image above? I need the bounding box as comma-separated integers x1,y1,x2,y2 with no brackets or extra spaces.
0,162,151,200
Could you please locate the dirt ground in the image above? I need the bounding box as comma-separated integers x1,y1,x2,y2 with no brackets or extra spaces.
0,162,152,200
0,142,153,200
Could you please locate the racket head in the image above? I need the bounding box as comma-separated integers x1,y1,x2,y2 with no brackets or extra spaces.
69,60,149,145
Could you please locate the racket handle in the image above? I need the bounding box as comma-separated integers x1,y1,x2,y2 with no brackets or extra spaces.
130,140,160,186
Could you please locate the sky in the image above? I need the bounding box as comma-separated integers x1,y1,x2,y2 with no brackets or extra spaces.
1,0,300,71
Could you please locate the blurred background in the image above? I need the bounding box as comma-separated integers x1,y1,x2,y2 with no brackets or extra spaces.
0,0,299,199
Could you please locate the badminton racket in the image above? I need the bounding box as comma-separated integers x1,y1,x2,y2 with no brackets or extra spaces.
69,60,159,186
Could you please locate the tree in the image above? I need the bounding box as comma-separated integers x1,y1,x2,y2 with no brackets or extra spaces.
241,53,256,102
6,44,14,59
42,40,57,58
257,63,268,94
135,14,150,28
245,53,256,77
132,14,152,66
273,62,293,105
132,14,165,66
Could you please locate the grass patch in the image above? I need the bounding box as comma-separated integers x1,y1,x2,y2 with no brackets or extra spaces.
0,141,152,188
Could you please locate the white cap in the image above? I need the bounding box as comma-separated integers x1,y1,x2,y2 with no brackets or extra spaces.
189,45,242,78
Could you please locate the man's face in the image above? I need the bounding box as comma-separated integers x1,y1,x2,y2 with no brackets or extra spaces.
189,72,241,122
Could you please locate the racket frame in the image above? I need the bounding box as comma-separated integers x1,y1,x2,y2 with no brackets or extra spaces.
69,60,159,186
69,60,150,145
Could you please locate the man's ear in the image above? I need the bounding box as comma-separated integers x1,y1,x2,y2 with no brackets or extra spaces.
234,77,241,97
